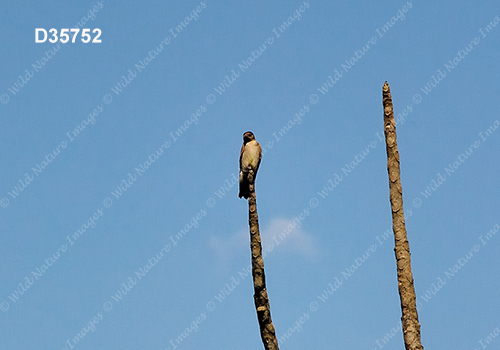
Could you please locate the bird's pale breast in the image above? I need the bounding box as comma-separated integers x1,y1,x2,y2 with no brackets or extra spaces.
242,140,260,169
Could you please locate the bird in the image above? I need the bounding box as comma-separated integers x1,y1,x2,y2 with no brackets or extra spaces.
239,131,262,199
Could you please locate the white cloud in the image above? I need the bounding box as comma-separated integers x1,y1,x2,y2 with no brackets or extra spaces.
208,217,320,267
260,217,319,259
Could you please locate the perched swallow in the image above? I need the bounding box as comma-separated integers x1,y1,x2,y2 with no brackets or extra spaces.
239,131,262,199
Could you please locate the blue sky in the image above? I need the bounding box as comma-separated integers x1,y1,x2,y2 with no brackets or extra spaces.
1,1,500,349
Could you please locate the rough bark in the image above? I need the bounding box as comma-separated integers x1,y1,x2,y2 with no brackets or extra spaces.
382,82,424,350
247,170,280,350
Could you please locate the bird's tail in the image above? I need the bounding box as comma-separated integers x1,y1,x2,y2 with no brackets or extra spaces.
239,173,249,199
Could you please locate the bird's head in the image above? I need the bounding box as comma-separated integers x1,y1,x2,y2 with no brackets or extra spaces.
243,131,255,144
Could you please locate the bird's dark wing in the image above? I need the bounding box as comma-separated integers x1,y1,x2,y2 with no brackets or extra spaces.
239,143,249,199
239,143,245,172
